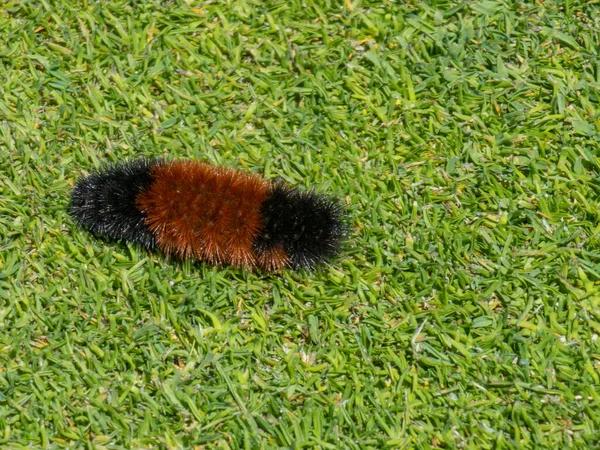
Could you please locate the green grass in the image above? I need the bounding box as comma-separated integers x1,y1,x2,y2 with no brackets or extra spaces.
1,0,600,448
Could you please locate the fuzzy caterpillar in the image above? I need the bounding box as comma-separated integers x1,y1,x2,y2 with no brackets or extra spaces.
69,158,346,271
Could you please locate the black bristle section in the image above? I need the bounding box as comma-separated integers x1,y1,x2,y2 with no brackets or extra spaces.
69,158,158,250
255,181,347,269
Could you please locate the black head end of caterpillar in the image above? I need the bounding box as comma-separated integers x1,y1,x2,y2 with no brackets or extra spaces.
69,158,158,250
255,181,347,270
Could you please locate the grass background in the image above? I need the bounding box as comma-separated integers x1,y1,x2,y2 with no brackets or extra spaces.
1,0,600,448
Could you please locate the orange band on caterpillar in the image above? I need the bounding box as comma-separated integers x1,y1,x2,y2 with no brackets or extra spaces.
70,159,346,271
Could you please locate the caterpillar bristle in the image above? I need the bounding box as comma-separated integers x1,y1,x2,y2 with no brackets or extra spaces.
253,181,346,270
70,158,159,250
69,158,346,272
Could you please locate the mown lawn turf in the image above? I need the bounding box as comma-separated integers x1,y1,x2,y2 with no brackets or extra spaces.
1,0,600,448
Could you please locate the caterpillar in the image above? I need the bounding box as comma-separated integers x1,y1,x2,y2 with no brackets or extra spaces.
69,158,346,271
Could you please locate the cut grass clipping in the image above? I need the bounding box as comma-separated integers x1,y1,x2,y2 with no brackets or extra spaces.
1,0,600,448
